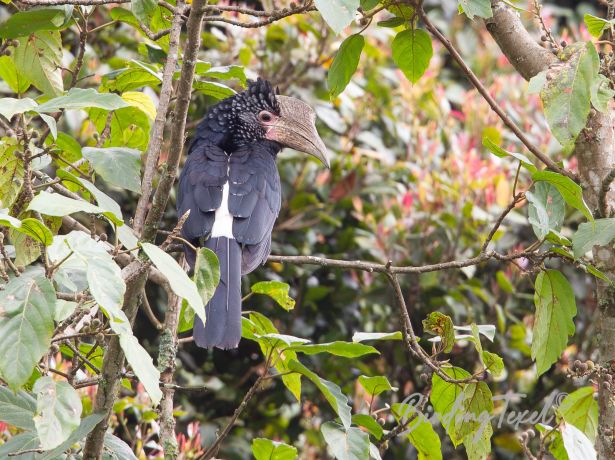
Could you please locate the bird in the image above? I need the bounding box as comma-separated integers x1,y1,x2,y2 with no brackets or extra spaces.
177,79,329,349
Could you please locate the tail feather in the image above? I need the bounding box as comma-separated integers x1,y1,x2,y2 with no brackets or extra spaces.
193,237,242,349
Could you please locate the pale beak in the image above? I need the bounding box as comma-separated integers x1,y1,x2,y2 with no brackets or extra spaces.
266,95,330,168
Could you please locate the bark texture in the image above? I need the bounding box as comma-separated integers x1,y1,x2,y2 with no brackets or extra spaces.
485,1,615,458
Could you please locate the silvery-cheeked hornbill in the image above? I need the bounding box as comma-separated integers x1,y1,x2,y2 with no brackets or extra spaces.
177,79,329,349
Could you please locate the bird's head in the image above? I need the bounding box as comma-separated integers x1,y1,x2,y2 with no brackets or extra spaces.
211,79,329,167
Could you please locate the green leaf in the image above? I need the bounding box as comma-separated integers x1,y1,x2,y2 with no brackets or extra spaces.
526,182,565,240
0,6,72,39
358,375,396,397
532,170,593,222
583,13,615,38
141,242,205,324
0,432,40,459
37,88,129,113
321,421,370,460
392,29,433,84
352,331,402,342
481,351,504,377
288,359,352,428
314,0,360,34
540,42,600,150
289,342,379,358
119,334,162,405
252,438,298,460
422,312,455,353
193,247,220,307
572,218,615,258
0,56,31,93
528,70,547,95
33,376,82,449
103,433,139,460
391,403,443,460
0,269,56,390
39,412,106,460
482,137,537,172
55,169,125,226
0,386,36,430
0,212,53,246
82,147,142,193
590,73,615,113
54,299,78,322
0,97,38,120
328,34,364,98
132,0,157,26
560,422,597,460
352,414,383,440
430,365,471,446
193,80,237,99
557,387,598,441
532,270,577,375
377,17,406,28
251,280,295,310
458,0,492,19
360,0,379,10
89,106,152,151
0,139,24,209
27,191,123,225
201,65,247,85
454,382,493,442
102,66,162,92
13,31,64,96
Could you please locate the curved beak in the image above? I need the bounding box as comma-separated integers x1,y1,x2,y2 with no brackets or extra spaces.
266,95,330,168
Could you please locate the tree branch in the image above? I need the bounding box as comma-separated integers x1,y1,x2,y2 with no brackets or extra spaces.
418,5,575,181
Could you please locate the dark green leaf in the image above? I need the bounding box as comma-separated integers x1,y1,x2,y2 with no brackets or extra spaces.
328,34,364,98
132,0,157,26
193,81,237,99
431,366,471,446
532,270,577,375
288,359,352,428
392,29,433,84
82,147,142,193
481,351,504,377
251,280,295,310
377,17,406,28
0,6,72,39
102,66,162,92
193,247,220,307
201,65,247,85
351,414,383,440
360,0,379,10
0,269,56,390
289,341,379,358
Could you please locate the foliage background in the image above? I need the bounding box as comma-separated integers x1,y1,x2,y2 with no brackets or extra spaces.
0,0,611,459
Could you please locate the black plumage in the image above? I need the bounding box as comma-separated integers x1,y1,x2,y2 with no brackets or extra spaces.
177,79,328,349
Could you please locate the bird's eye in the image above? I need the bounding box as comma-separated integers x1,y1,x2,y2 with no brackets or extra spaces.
258,111,273,123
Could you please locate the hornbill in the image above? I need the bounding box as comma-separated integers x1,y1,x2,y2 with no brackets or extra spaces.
177,79,329,349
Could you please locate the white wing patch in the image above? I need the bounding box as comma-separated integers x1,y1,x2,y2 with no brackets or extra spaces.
211,181,234,238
